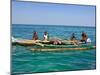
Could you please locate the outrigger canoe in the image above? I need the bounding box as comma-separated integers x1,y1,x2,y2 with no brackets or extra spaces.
30,47,96,52
30,44,96,51
12,38,96,51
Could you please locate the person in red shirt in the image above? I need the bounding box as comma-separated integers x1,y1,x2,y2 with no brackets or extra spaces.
32,31,38,40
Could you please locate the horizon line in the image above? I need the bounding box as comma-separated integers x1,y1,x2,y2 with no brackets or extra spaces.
12,23,96,27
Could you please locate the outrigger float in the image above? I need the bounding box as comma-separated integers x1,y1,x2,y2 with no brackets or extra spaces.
12,37,96,52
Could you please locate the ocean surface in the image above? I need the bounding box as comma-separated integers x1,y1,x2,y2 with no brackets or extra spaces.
12,24,96,74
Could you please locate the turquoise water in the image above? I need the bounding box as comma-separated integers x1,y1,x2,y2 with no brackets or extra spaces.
12,24,96,74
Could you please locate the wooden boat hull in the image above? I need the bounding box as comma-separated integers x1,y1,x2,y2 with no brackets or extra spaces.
12,38,76,46
12,39,41,46
12,38,96,52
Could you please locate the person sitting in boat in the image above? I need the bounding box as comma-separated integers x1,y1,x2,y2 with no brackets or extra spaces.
80,32,88,43
70,33,78,46
32,31,38,40
70,33,77,41
86,38,92,44
50,38,62,45
43,31,49,41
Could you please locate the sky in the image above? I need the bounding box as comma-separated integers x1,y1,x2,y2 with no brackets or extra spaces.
12,0,96,26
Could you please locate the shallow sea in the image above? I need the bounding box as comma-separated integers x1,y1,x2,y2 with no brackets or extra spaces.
12,24,96,74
